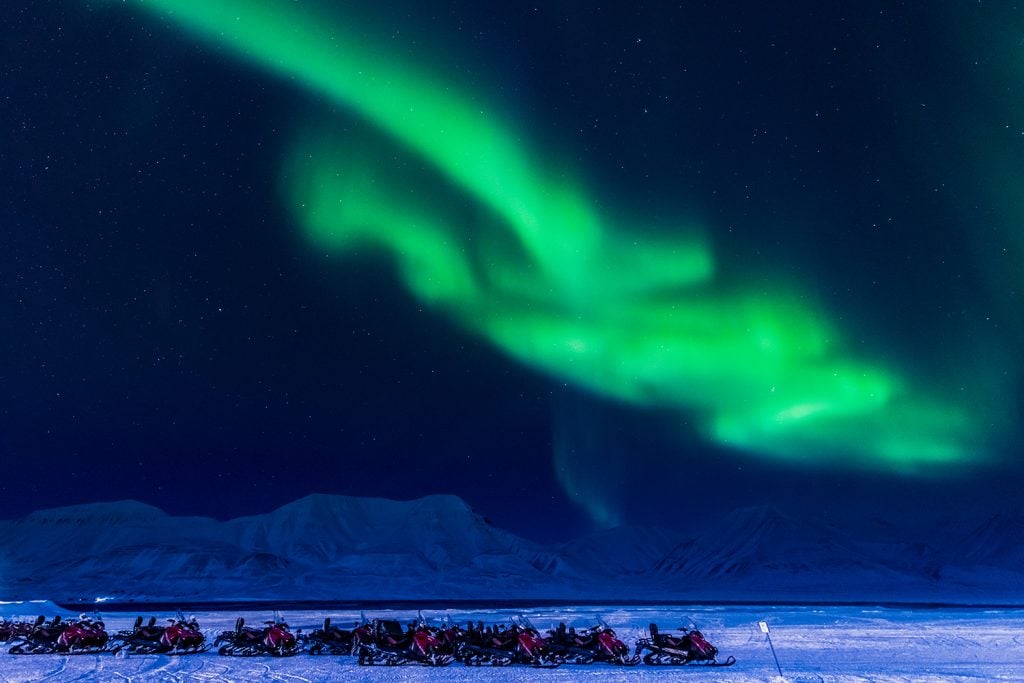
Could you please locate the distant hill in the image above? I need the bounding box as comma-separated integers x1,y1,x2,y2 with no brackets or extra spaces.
1,495,1021,604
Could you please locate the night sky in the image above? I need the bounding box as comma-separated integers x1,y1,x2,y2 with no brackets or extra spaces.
2,1,1021,542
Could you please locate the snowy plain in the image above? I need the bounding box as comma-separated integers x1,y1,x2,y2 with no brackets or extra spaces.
2,603,1023,682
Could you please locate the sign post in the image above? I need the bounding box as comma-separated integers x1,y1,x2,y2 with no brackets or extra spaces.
759,620,783,678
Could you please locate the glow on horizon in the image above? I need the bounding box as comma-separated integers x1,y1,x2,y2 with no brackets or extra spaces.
93,0,995,498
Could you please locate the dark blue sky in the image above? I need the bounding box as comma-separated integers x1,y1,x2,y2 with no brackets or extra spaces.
2,1,1021,541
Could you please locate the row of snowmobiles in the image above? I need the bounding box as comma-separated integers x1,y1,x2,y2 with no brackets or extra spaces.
0,612,206,656
301,614,734,668
1,612,734,667
0,613,289,658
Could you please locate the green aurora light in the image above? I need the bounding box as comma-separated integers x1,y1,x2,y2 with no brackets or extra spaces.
93,0,1001,490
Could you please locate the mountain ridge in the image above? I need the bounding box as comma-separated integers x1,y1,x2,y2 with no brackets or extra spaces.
1,494,1021,603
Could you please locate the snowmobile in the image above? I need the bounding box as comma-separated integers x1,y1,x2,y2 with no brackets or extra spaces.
546,619,640,665
8,614,110,655
454,620,515,666
111,612,207,655
353,617,453,666
303,616,357,655
0,617,36,642
634,622,735,666
214,614,299,656
457,617,562,667
433,617,469,658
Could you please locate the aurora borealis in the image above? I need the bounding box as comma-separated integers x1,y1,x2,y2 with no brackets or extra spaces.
1,1,1021,534
99,0,998,471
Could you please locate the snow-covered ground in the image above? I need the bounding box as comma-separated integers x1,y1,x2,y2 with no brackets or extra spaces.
1,603,1022,682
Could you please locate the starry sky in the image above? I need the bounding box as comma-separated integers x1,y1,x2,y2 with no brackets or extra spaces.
2,1,1021,541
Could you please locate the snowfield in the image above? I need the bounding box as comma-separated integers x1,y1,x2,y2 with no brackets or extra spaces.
1,603,1023,682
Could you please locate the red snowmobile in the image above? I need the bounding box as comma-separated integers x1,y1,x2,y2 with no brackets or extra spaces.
353,617,453,666
303,616,358,655
454,620,512,666
546,619,640,665
9,614,110,655
111,613,207,655
215,614,299,656
634,622,736,666
0,617,36,643
457,617,562,667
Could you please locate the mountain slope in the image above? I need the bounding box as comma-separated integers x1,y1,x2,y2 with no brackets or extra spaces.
1,496,1022,603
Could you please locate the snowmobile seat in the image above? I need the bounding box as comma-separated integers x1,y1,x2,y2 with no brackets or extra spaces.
378,619,409,646
34,623,65,640
238,628,263,643
137,625,163,641
380,620,404,638
651,623,677,646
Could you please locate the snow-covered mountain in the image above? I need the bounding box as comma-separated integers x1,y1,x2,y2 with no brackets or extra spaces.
554,525,688,578
1,495,1022,603
650,505,945,600
227,494,541,569
955,512,1024,567
0,495,558,602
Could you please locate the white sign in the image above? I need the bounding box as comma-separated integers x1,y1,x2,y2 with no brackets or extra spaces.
759,621,770,634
